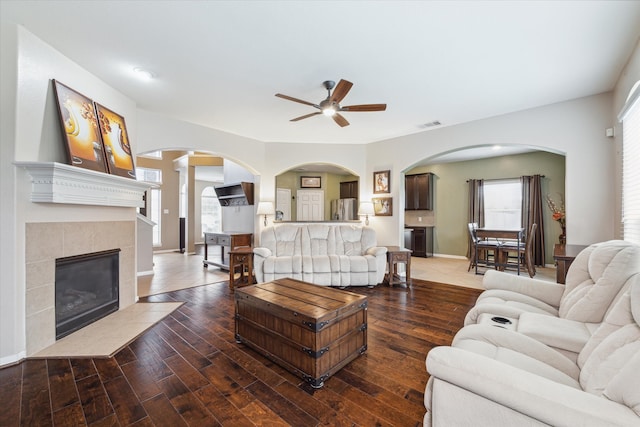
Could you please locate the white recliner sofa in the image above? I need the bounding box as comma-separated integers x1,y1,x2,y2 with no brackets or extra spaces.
253,223,387,287
424,274,640,426
464,240,640,327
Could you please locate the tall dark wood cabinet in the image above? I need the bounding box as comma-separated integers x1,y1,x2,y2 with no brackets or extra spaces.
405,173,434,210
340,180,359,199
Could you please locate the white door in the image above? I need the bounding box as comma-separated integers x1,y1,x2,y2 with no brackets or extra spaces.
276,188,291,221
297,190,324,221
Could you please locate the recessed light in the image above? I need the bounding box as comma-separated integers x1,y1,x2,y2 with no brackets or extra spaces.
133,67,155,81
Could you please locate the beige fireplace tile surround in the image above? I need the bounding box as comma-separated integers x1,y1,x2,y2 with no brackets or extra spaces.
25,221,136,355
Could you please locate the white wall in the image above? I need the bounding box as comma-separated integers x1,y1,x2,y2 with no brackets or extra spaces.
0,20,21,366
367,93,616,247
1,24,139,364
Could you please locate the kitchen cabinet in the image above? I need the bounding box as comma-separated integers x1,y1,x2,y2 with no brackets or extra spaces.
340,180,358,199
405,173,434,210
404,226,434,258
214,182,254,206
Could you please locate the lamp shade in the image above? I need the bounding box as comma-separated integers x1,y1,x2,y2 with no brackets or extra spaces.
256,201,275,215
358,201,374,216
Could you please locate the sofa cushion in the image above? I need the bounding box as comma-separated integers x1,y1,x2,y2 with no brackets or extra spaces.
560,240,640,322
579,325,640,396
577,275,640,396
336,225,376,255
273,225,302,256
453,324,581,384
303,224,336,256
263,255,302,275
518,312,595,353
577,290,636,367
474,291,560,316
603,352,640,416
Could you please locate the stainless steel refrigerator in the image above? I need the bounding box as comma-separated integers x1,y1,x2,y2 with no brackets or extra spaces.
330,198,358,220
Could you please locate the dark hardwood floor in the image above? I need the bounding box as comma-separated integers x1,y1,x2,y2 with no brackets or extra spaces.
1,279,481,427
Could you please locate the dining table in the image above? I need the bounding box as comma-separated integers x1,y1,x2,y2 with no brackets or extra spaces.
474,227,525,275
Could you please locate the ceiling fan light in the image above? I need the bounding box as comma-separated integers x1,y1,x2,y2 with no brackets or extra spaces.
322,107,336,116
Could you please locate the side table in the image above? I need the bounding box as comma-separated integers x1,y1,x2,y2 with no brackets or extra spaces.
229,247,255,290
383,246,412,287
553,244,588,284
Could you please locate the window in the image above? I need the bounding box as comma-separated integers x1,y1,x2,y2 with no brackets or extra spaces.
149,188,162,246
201,187,221,234
138,150,162,159
136,167,162,183
136,167,162,246
484,179,522,229
620,81,640,245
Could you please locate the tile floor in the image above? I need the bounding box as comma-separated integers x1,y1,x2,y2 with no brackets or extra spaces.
31,302,183,358
410,255,556,290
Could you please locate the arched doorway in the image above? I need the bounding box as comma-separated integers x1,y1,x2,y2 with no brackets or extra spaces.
275,163,359,221
402,145,565,265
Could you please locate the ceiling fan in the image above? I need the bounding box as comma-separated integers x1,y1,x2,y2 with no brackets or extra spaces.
275,79,386,127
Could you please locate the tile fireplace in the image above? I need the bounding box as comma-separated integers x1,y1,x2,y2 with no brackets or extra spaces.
55,248,120,339
25,221,136,355
13,162,150,361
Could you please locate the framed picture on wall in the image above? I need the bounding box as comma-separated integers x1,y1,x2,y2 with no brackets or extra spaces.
52,80,109,173
373,197,392,216
301,176,321,188
94,103,136,179
373,170,390,194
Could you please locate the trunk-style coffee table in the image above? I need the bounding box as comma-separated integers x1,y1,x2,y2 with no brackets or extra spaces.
234,278,368,388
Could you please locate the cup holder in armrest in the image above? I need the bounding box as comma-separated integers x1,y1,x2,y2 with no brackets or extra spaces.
491,316,512,325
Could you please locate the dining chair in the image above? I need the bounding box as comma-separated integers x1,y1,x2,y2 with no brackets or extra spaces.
467,222,501,272
499,223,537,277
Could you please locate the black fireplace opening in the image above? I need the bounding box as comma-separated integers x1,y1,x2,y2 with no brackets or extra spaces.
55,248,120,339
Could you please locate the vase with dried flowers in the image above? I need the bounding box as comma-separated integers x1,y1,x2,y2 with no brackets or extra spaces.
546,194,566,244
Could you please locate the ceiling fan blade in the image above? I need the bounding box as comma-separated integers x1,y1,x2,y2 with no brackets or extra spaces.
333,113,350,127
341,104,387,112
329,79,353,103
275,93,318,108
290,112,322,122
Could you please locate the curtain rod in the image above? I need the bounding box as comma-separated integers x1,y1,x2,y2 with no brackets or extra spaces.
466,175,545,183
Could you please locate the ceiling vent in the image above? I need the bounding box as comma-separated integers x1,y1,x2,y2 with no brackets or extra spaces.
420,120,442,128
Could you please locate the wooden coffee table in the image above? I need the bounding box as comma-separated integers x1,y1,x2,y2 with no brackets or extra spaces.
234,278,368,388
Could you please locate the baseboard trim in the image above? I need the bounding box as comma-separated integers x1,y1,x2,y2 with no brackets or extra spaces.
432,253,468,260
137,270,154,277
0,351,26,368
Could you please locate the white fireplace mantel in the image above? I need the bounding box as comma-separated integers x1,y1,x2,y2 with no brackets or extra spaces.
15,161,151,208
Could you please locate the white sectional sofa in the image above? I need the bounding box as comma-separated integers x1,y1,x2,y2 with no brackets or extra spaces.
423,240,640,426
424,273,640,426
253,223,387,287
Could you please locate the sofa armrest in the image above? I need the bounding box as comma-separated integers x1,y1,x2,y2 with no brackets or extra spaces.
483,270,565,307
365,246,387,257
253,247,272,258
426,346,640,426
